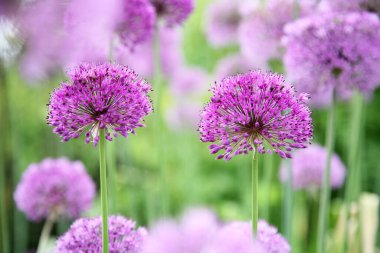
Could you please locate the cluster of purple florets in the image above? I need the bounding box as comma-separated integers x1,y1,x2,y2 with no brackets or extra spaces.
283,12,380,106
55,215,147,253
48,63,152,146
199,70,313,160
14,158,95,221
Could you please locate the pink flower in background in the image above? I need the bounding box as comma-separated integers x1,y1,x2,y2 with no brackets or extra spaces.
283,12,380,106
199,70,313,160
116,27,184,79
55,215,147,253
149,0,194,27
14,158,95,221
280,144,346,190
116,0,156,49
204,0,242,47
214,53,253,80
48,63,152,145
142,208,220,253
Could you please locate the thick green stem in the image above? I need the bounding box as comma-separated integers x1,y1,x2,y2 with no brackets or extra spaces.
342,91,364,252
36,215,55,253
99,130,109,253
284,160,293,242
262,155,274,220
316,96,336,253
252,151,259,237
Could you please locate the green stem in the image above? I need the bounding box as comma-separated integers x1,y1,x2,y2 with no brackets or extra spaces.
284,160,293,242
36,215,55,253
107,142,117,214
262,155,274,220
316,95,336,253
252,151,259,237
342,91,364,252
99,130,109,253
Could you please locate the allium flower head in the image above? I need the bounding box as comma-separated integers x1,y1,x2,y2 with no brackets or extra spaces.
280,144,346,190
48,63,152,146
14,158,95,221
55,215,147,253
204,0,242,47
142,208,220,253
116,0,156,48
149,0,194,27
283,12,380,106
199,70,313,160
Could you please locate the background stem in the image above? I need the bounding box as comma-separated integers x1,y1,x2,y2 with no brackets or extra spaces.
316,95,336,253
36,215,54,253
99,130,109,253
284,160,293,243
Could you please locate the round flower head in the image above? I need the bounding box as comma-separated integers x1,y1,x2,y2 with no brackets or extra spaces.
283,12,380,106
14,158,95,221
149,0,194,27
280,144,346,190
116,0,156,49
317,0,380,13
55,215,147,253
204,0,242,47
205,220,289,253
48,63,152,146
199,70,313,160
142,208,220,253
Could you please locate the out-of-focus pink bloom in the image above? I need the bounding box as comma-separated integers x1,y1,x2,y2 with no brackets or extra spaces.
149,0,194,27
214,53,252,80
116,27,183,79
280,144,346,190
204,0,242,47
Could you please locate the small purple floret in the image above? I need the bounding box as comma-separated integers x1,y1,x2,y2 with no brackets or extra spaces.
55,215,147,253
47,63,152,146
199,70,313,160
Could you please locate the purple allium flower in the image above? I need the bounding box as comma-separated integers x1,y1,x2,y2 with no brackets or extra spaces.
116,0,156,49
283,12,380,106
212,221,289,253
317,0,380,13
214,53,252,80
47,63,152,145
142,208,220,253
116,27,183,79
149,0,194,27
280,144,346,190
55,215,147,253
204,0,242,47
199,70,313,160
14,158,95,221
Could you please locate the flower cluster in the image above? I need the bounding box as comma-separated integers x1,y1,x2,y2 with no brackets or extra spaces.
14,158,95,221
55,215,147,253
199,70,313,160
280,144,346,190
283,12,380,106
116,0,156,48
48,63,152,145
149,0,194,27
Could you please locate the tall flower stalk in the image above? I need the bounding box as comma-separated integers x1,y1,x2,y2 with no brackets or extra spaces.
316,94,336,253
48,63,152,253
199,70,313,238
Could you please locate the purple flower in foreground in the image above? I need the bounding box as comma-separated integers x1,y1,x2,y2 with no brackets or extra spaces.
142,208,220,253
48,63,152,146
199,70,313,160
55,215,146,253
204,0,242,47
205,220,289,253
116,0,156,48
280,144,346,190
283,12,380,106
149,0,194,27
14,158,95,221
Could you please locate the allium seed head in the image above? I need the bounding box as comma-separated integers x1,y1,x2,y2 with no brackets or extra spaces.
199,70,313,160
48,63,152,146
55,215,147,253
14,158,95,221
